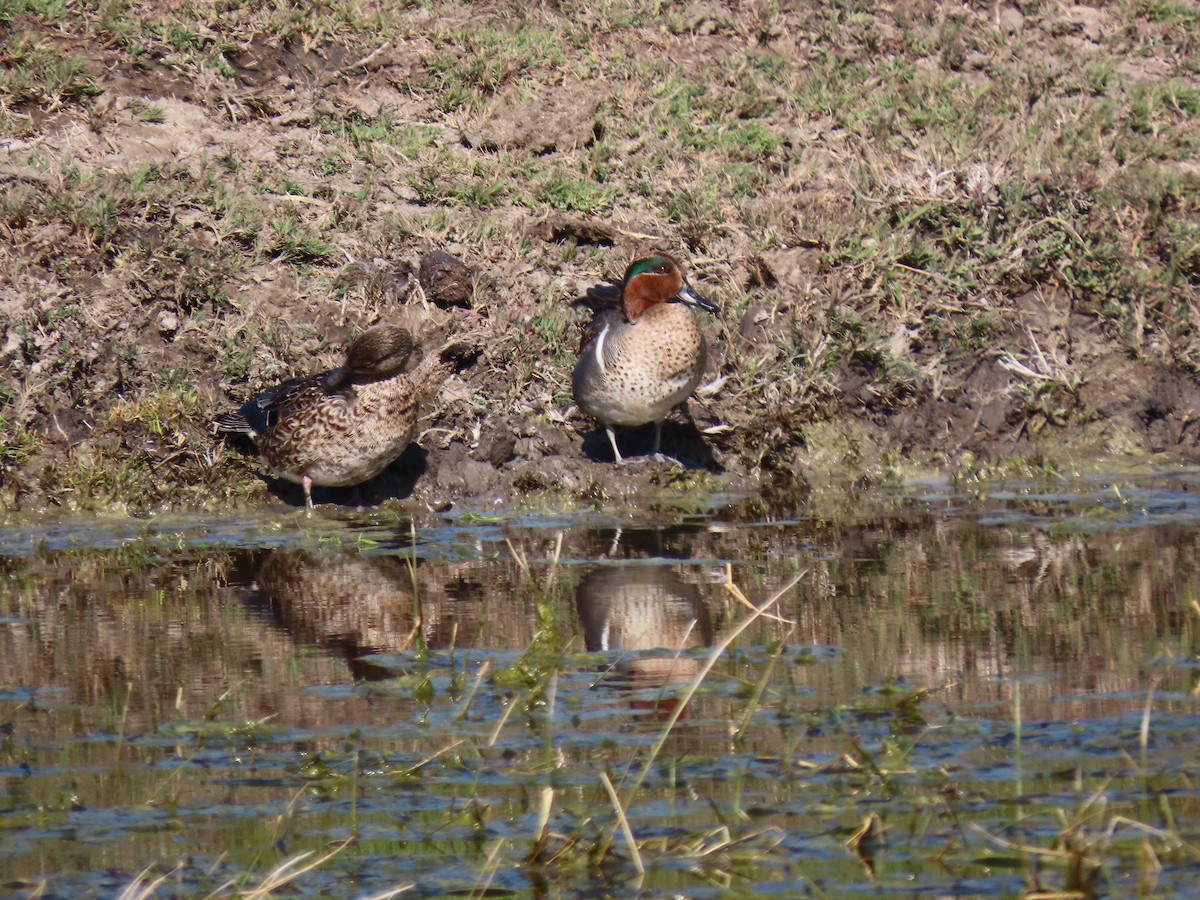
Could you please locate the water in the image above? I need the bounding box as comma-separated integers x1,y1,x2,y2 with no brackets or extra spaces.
3,471,1200,897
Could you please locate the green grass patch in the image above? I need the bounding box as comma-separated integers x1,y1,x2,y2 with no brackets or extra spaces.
263,215,333,265
412,22,568,112
537,174,615,215
0,34,102,108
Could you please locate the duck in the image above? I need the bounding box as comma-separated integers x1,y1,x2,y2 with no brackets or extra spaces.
572,253,718,463
215,324,439,509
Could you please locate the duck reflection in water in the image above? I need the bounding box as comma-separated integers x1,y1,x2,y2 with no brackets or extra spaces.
249,548,487,680
576,562,714,719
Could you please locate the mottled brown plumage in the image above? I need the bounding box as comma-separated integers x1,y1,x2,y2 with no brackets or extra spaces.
572,254,717,462
215,324,446,508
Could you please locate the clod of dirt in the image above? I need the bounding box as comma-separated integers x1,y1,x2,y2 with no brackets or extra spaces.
746,256,778,289
338,259,417,304
419,251,475,308
431,443,500,497
530,213,616,248
738,303,778,345
477,428,517,468
465,85,598,154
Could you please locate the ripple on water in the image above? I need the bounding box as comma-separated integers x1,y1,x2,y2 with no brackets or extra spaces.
4,472,1200,896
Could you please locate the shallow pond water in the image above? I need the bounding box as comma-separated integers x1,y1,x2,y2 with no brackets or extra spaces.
4,469,1200,898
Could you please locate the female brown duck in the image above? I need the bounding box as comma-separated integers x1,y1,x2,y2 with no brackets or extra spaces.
216,324,435,508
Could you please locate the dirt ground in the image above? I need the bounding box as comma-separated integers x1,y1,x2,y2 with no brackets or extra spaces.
1,1,1198,514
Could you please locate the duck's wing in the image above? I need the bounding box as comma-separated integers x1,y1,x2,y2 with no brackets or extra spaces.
215,370,344,437
576,280,622,314
578,308,625,357
259,367,351,408
573,278,626,357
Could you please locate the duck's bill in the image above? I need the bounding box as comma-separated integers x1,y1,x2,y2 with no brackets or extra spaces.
678,283,719,313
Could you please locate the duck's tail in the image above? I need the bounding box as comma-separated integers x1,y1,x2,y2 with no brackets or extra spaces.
408,338,482,396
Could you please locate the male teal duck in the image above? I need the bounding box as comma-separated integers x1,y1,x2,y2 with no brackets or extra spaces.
576,564,713,706
572,253,718,463
215,324,436,509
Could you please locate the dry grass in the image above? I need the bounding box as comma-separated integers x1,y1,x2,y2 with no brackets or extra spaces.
1,0,1198,512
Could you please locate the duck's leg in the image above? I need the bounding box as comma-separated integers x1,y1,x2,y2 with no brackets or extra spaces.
606,425,625,464
303,475,314,513
650,420,683,467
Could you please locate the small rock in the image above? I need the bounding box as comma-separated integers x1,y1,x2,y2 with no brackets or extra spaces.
419,250,475,308
0,329,21,365
738,303,775,344
478,430,516,467
158,310,180,337
997,6,1023,34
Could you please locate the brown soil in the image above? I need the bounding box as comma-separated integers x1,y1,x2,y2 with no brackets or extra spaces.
1,2,1198,514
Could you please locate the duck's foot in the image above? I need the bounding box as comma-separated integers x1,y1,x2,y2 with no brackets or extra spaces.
648,452,684,467
618,452,683,469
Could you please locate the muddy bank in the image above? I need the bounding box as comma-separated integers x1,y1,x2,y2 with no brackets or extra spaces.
1,1,1197,514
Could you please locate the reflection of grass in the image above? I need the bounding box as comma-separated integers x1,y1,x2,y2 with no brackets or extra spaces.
120,842,415,899
592,568,799,879
2,515,1196,896
117,553,1190,896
